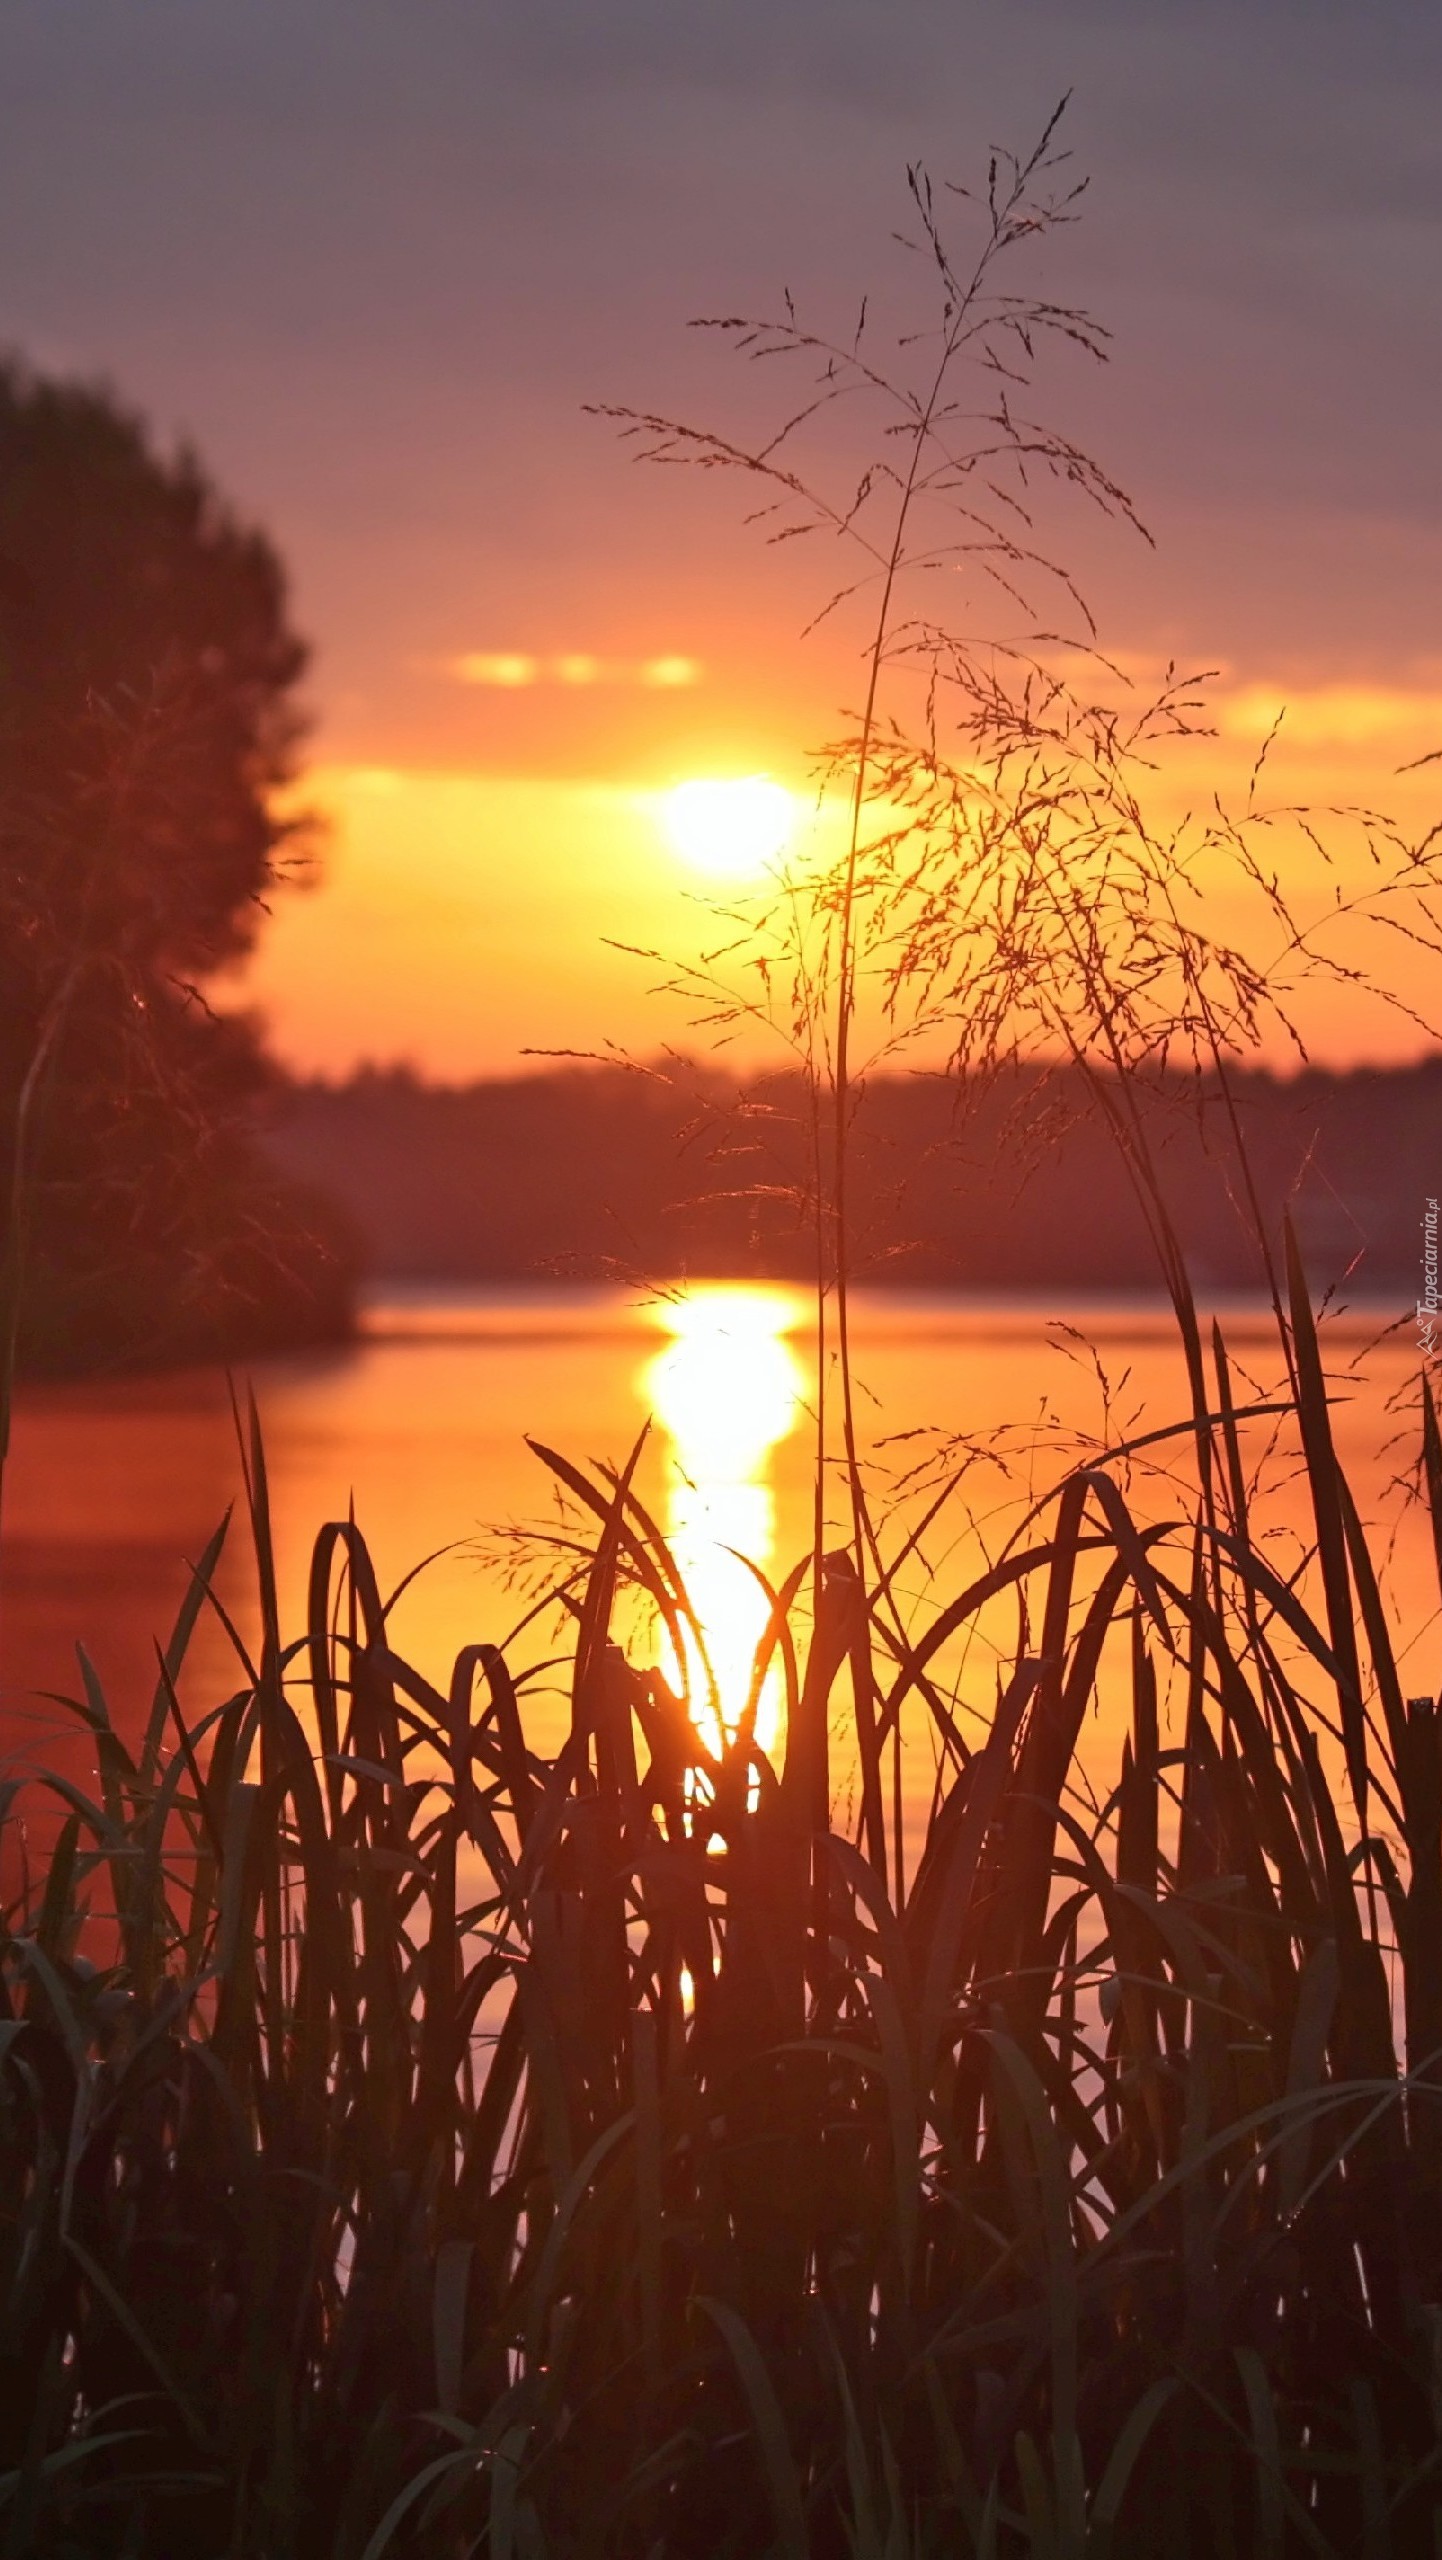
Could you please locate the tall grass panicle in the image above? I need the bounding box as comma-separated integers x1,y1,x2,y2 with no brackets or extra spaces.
593,102,1442,1569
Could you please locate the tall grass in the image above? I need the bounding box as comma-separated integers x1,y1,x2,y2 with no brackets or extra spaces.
3,1250,1442,2556
7,106,1442,2560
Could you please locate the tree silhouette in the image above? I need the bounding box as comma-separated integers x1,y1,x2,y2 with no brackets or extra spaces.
0,358,354,1384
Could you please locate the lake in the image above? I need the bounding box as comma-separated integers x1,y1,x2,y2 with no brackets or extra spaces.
1,1283,1432,1834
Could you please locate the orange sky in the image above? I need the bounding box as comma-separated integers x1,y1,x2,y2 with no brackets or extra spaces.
239,672,1442,1082
5,4,1442,1081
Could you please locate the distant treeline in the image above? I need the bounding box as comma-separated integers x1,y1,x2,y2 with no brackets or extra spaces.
264,1056,1440,1298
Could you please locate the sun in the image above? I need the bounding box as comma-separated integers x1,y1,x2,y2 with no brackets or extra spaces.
662,776,797,880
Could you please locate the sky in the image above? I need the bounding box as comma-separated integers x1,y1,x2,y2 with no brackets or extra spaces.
3,0,1442,1076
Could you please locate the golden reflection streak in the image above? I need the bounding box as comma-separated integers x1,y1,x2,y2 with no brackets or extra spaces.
641,1286,806,1757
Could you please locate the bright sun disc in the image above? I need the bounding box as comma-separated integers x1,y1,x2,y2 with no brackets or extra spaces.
663,776,796,880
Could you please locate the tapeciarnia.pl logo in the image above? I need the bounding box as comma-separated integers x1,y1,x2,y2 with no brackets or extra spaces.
1419,1196,1439,1360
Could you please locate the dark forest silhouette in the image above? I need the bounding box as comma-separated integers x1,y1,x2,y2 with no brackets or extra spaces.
0,359,355,1384
268,1054,1439,1299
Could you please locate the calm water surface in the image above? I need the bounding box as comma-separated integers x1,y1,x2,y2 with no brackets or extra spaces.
1,1285,1433,1828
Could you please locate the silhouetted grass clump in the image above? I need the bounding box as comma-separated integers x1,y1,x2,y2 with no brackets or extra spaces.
3,1240,1442,2556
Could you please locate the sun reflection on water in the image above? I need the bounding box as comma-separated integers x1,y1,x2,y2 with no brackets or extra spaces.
642,1286,807,1756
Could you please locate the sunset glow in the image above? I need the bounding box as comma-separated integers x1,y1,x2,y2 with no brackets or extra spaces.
237,736,1442,1083
644,1285,806,1753
5,4,1433,1094
662,775,797,881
